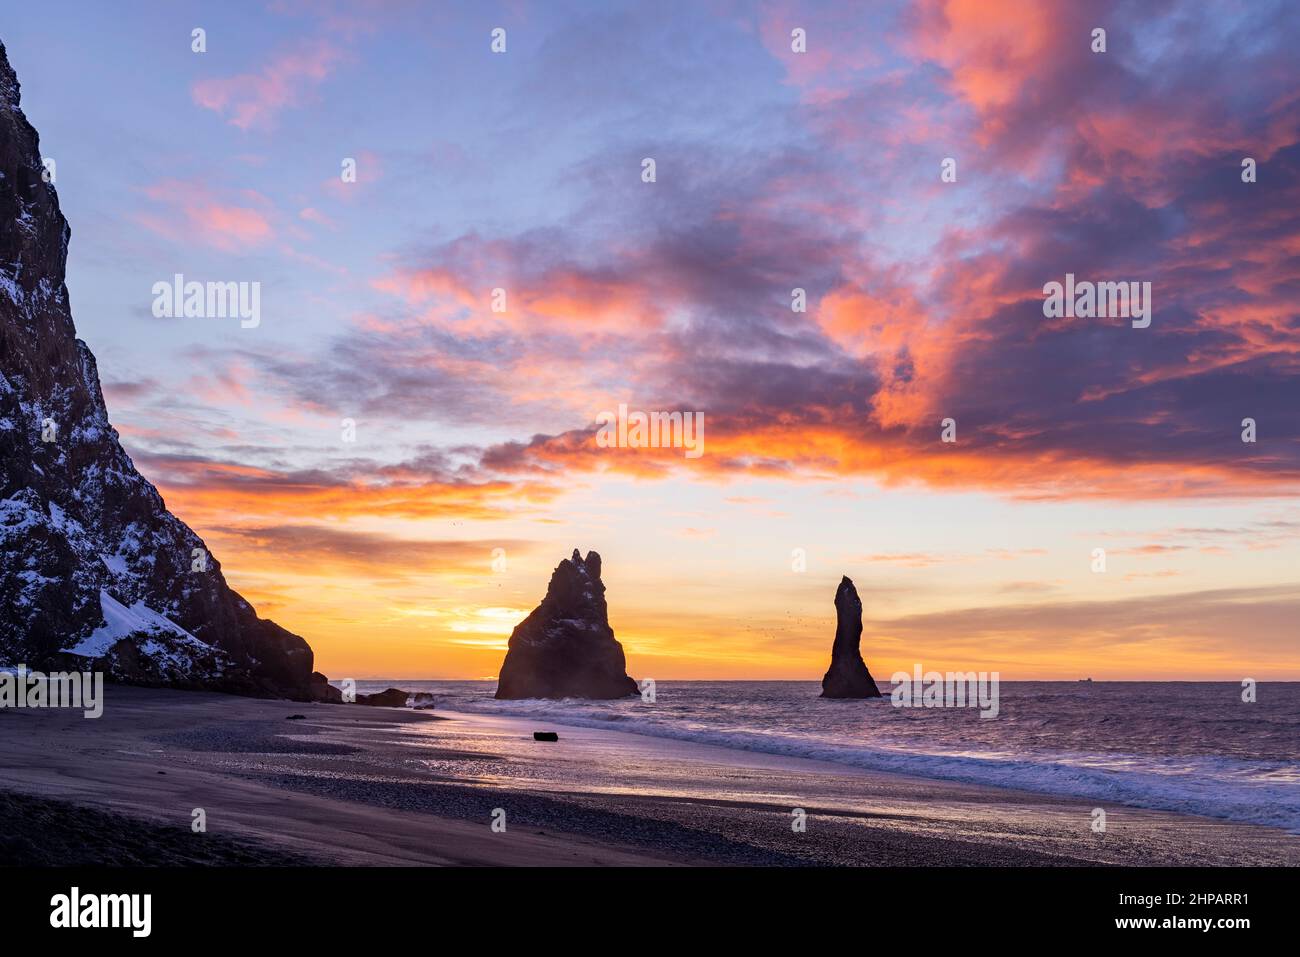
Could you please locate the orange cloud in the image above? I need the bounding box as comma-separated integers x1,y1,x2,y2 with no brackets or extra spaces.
372,262,667,338
907,0,1056,114
480,416,1300,502
132,451,565,532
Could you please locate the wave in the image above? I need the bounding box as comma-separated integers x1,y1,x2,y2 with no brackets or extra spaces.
441,698,1300,833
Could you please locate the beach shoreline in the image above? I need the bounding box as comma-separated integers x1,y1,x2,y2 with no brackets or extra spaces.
1,685,1295,867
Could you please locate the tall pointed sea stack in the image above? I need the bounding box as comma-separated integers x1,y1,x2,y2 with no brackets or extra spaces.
820,576,882,698
496,549,639,699
0,40,319,698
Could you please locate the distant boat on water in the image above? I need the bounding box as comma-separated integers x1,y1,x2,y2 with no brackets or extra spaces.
1079,678,1093,683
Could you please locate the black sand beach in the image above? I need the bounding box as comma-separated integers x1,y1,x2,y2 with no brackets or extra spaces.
2,685,1296,867
0,790,314,866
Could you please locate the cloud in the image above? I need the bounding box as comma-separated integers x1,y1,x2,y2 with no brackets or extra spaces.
136,179,275,250
192,38,346,130
139,0,1300,509
856,548,1048,567
125,446,562,529
299,206,337,229
297,0,1297,502
101,377,160,402
208,524,535,576
866,584,1300,676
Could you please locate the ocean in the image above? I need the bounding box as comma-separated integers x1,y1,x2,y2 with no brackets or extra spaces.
349,680,1300,832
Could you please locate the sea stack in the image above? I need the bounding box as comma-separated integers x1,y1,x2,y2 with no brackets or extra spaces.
495,549,639,700
0,41,319,699
820,576,882,698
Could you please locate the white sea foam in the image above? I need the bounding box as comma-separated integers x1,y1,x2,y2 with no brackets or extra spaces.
351,679,1300,833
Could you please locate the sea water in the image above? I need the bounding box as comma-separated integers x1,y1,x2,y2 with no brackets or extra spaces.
348,680,1300,832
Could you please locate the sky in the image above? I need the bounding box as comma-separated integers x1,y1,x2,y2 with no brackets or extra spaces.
4,0,1299,680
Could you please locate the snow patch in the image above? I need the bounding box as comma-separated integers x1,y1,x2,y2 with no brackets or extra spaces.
61,590,199,658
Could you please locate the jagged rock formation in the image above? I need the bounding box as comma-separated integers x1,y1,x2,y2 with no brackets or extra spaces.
0,40,318,698
309,671,341,703
820,576,882,698
354,688,411,707
496,549,639,699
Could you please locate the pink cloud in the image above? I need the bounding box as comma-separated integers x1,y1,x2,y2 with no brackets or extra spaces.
137,179,275,251
755,0,882,102
192,39,345,130
904,0,1062,117
299,206,337,229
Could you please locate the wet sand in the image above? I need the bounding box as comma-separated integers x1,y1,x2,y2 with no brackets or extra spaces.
1,684,1295,866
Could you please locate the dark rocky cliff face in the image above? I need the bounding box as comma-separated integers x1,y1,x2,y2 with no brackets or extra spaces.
496,549,639,699
820,576,882,698
0,40,316,698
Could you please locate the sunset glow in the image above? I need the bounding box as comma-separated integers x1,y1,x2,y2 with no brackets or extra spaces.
8,0,1298,680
